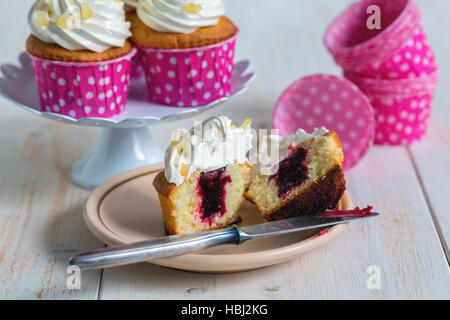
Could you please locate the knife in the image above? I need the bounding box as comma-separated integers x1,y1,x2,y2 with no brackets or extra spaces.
69,211,379,270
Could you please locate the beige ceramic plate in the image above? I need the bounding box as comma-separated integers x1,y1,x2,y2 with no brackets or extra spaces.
84,164,352,273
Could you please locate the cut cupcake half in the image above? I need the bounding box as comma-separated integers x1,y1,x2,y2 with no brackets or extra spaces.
153,116,254,235
153,163,252,235
245,128,346,221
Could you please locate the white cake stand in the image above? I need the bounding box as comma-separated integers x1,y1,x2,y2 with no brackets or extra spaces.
0,53,255,190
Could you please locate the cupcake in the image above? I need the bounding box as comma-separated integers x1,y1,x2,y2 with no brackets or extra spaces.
129,0,238,107
245,128,346,221
153,115,253,235
26,0,136,119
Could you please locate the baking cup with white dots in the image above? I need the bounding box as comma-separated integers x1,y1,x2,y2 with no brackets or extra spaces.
28,48,137,119
137,31,238,107
348,80,435,145
344,70,438,99
325,0,438,78
325,0,424,74
324,0,438,145
272,74,376,171
368,93,432,145
130,49,145,80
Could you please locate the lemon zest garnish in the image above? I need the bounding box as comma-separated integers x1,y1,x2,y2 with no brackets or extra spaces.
81,3,93,20
241,118,252,131
180,163,190,177
181,2,202,15
57,14,68,29
35,11,50,28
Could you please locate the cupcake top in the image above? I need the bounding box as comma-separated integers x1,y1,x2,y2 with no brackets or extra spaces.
28,0,132,53
165,115,253,186
137,0,225,34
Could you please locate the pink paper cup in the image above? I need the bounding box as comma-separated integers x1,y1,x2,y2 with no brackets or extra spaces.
369,93,432,145
138,32,237,107
272,74,376,171
346,70,436,145
351,26,438,79
324,0,427,75
344,70,438,98
28,48,137,119
130,49,145,80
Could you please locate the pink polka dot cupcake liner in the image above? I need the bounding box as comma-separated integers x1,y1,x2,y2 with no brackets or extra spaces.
344,70,438,99
27,49,137,119
348,26,438,79
325,0,425,74
137,33,237,107
272,74,376,171
130,49,145,80
368,93,432,145
348,73,436,145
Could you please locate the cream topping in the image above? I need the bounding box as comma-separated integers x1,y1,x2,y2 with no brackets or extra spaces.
28,0,131,53
137,0,225,34
164,116,253,186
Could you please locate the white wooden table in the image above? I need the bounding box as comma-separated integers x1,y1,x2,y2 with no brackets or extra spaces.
0,0,449,299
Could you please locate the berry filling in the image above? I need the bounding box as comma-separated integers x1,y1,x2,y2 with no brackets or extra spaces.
197,167,231,223
313,206,374,218
270,147,309,197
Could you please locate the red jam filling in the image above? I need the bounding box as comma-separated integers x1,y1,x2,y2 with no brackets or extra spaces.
313,206,374,218
197,167,231,222
270,147,309,197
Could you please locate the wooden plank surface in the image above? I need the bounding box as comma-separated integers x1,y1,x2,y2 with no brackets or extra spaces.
409,122,450,259
406,0,450,260
0,110,103,299
0,0,449,299
98,147,450,299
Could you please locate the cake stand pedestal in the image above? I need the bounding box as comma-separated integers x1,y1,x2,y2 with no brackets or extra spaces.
71,127,163,190
0,53,255,190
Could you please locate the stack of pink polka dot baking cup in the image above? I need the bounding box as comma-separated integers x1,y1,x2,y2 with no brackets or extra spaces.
325,0,438,145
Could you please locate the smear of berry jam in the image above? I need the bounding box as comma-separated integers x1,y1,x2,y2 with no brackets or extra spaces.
197,167,231,222
270,147,309,197
313,206,374,218
315,229,331,238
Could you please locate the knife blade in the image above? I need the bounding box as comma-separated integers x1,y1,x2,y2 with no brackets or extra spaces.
239,212,379,240
70,211,379,270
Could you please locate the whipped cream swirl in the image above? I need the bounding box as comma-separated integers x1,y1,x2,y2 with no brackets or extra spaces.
28,0,132,53
165,116,253,186
137,0,225,34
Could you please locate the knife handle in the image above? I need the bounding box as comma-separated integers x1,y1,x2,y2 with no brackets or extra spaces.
69,226,240,270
